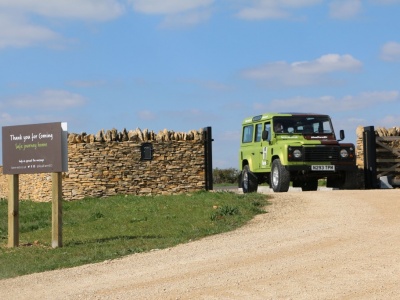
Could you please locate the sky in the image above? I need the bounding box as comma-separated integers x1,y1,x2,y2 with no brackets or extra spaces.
1,0,400,169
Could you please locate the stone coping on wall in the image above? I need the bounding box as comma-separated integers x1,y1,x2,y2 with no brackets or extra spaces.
68,127,205,144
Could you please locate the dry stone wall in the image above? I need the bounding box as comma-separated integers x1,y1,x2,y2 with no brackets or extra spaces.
0,128,206,202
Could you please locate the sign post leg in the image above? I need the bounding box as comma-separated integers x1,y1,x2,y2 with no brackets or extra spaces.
8,174,19,248
52,172,63,248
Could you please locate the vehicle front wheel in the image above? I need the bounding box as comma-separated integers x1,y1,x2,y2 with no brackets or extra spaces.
270,159,290,192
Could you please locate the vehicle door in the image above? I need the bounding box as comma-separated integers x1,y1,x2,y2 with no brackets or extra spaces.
254,122,271,172
240,124,255,169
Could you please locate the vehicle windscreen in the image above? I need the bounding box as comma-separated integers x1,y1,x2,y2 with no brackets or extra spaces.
273,116,333,134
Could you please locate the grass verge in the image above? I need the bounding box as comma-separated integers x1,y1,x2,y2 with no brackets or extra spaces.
0,191,269,280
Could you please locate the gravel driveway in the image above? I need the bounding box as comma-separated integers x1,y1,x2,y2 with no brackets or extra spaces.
1,190,399,299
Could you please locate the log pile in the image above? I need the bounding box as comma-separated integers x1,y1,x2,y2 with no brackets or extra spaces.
356,126,400,168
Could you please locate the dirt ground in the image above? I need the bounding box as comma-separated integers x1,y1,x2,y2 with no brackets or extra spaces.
1,189,400,299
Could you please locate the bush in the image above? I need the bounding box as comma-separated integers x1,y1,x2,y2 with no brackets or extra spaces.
213,168,240,184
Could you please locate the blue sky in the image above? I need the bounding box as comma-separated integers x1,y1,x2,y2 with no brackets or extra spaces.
1,0,400,169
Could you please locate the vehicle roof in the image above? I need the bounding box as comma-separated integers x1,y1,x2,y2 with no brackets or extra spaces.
242,112,330,124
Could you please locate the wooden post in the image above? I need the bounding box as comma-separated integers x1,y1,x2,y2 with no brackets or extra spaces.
52,172,63,248
8,174,19,248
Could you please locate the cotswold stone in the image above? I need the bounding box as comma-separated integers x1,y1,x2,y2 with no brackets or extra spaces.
0,127,207,202
95,130,105,142
356,126,400,175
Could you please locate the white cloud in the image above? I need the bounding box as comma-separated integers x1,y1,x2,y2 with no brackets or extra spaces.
200,80,232,91
236,0,322,20
293,54,362,73
218,130,241,142
163,108,217,125
0,0,124,21
9,90,87,110
236,4,288,20
129,0,213,15
254,91,399,112
183,79,233,91
128,0,214,27
0,112,33,125
329,0,362,19
0,89,86,125
0,0,124,49
370,0,400,4
137,110,157,121
161,9,213,28
68,80,108,88
380,42,400,62
0,14,60,48
378,114,400,128
242,54,362,86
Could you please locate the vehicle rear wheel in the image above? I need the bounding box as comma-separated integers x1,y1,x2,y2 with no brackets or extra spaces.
271,159,290,192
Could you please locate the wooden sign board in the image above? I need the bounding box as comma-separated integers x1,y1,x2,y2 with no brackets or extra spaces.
2,122,67,248
2,122,68,174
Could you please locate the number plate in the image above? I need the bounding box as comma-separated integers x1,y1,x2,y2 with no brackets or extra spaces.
311,165,335,171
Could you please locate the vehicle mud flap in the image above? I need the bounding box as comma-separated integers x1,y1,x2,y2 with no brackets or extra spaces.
247,171,258,193
240,167,258,193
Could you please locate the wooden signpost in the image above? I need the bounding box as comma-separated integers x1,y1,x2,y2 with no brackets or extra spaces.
2,122,68,248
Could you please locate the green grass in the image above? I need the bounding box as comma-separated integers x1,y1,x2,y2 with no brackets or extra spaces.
0,191,269,280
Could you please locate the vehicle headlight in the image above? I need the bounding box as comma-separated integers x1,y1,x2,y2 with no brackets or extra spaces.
340,149,349,158
293,149,302,159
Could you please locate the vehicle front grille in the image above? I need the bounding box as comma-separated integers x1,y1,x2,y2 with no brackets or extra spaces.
304,146,339,162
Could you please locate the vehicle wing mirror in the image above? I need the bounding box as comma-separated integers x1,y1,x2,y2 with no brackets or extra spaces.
339,129,345,141
262,130,269,141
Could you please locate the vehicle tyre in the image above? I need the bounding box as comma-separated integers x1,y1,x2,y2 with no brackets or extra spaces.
301,178,318,191
271,159,290,192
326,175,342,189
241,165,258,193
339,171,358,189
327,171,358,190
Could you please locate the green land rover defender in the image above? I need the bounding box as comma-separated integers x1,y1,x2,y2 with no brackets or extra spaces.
238,112,358,193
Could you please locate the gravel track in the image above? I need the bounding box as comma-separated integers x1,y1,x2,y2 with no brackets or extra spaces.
1,190,399,299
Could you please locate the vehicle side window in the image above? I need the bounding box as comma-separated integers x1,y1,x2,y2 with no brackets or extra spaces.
255,123,262,142
264,123,271,141
242,125,254,143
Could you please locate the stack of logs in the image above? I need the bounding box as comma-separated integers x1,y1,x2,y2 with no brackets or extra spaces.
356,125,400,168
